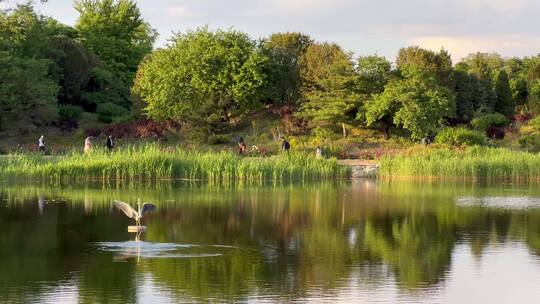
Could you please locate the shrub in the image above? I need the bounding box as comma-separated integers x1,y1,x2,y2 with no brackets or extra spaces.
58,105,83,122
208,134,231,145
96,103,130,123
471,113,509,131
528,116,540,130
518,133,540,152
486,126,505,140
112,114,135,124
435,127,488,146
310,127,337,146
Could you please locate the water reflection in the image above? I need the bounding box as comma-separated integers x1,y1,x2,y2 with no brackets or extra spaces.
1,180,540,303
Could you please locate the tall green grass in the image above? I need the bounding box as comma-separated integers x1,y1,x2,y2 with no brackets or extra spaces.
380,146,540,182
0,144,349,184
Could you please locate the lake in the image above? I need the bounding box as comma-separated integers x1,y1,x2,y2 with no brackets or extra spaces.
1,180,540,303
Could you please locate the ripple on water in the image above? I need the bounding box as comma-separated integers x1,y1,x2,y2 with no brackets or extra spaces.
456,196,540,209
94,241,235,259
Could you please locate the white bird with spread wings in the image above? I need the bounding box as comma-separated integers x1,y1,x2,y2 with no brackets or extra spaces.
113,200,156,226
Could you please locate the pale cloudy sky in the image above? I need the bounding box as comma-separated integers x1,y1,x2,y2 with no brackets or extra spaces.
18,0,540,61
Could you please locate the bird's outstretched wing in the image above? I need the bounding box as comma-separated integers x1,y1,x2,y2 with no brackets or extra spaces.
141,203,156,216
113,200,138,218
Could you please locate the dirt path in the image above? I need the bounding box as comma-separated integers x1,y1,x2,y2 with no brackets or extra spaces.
337,159,379,166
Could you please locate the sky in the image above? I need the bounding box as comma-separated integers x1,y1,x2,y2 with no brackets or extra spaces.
8,0,540,61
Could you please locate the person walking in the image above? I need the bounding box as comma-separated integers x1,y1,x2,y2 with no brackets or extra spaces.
106,135,115,152
281,137,291,152
238,137,247,155
38,135,45,153
316,146,322,158
84,136,93,154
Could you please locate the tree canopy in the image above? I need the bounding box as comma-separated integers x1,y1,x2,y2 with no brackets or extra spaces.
133,28,266,132
365,75,455,140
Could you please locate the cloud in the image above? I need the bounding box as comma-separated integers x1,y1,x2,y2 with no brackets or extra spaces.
26,0,540,60
409,36,540,61
167,5,194,18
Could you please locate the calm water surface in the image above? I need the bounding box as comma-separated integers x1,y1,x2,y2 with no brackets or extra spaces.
1,180,540,303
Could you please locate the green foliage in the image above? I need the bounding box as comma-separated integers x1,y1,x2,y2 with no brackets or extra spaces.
96,102,129,123
356,55,392,95
528,116,540,130
133,27,266,131
395,46,452,83
0,145,349,183
83,66,130,109
310,127,338,146
0,51,58,129
299,49,359,129
299,42,350,94
58,104,83,122
0,4,73,58
435,127,487,146
49,35,96,107
494,70,514,116
518,133,540,152
260,32,312,105
74,0,156,85
462,52,504,80
208,134,231,145
380,146,540,181
471,113,509,131
365,76,455,140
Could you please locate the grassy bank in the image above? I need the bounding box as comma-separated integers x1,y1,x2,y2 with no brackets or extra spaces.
380,146,540,181
0,145,348,184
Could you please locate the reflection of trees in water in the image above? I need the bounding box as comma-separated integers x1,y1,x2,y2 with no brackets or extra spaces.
0,195,138,303
2,181,540,301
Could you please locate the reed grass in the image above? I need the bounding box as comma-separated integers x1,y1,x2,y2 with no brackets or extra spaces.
0,144,349,184
380,146,540,182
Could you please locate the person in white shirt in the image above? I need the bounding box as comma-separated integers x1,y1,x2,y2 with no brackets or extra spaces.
84,136,93,154
38,135,45,152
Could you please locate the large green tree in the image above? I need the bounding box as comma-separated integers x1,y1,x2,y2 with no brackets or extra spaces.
395,46,452,84
299,42,351,94
133,28,267,132
260,32,312,105
74,0,156,85
356,55,392,96
0,51,58,129
299,53,359,136
49,35,97,107
494,70,514,116
365,75,455,140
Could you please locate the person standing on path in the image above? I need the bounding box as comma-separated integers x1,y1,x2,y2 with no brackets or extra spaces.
281,137,291,152
106,135,115,152
316,146,322,158
38,135,45,153
238,137,247,155
84,136,93,154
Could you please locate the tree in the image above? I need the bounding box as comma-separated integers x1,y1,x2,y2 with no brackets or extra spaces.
356,55,392,95
49,35,97,107
494,70,514,116
260,32,312,105
0,51,58,129
395,46,452,84
0,4,73,58
365,75,455,140
504,57,528,106
299,42,350,94
299,53,359,136
448,69,475,122
462,52,504,80
74,0,156,85
132,28,267,132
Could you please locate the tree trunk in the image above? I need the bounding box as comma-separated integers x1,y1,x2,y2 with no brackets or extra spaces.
341,123,347,138
382,122,390,139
